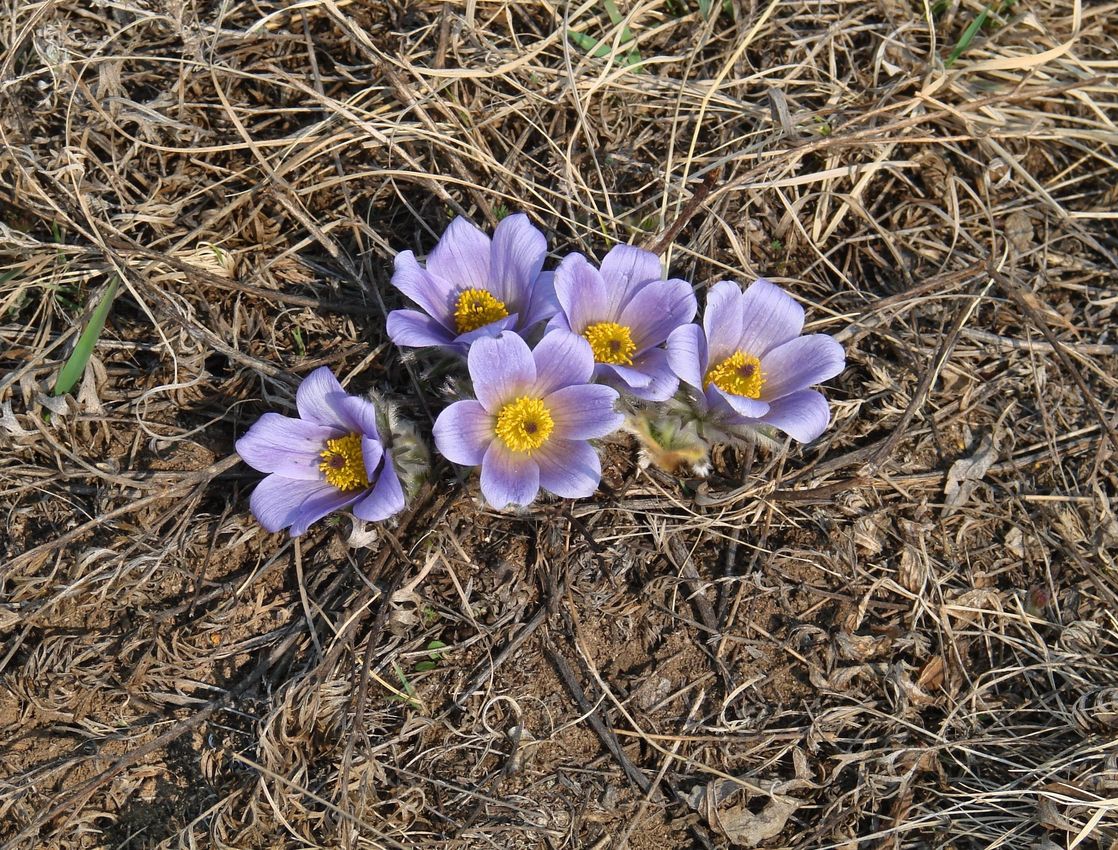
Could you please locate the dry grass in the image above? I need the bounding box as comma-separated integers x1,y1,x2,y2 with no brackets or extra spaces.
2,0,1117,847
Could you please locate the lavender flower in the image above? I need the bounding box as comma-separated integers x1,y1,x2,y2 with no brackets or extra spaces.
235,367,407,536
433,331,625,509
666,279,844,442
386,214,557,352
548,245,696,401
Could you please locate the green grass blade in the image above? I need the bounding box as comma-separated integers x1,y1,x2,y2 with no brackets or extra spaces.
568,30,643,67
52,275,119,397
945,3,994,67
568,30,607,56
568,0,643,67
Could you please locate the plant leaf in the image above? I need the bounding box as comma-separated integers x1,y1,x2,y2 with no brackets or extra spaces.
568,0,643,68
945,2,995,67
53,275,119,397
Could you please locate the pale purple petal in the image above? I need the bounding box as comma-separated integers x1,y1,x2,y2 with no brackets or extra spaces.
703,281,745,363
621,348,679,402
249,475,359,537
709,384,770,419
296,367,350,429
532,330,594,395
599,244,662,313
336,395,381,439
425,217,491,292
535,439,602,499
600,362,652,389
489,213,546,310
391,251,456,328
544,384,624,440
736,279,805,357
545,312,573,336
480,442,540,508
759,334,845,400
387,309,456,348
236,413,335,480
353,452,406,521
523,270,559,329
555,253,608,332
701,384,727,416
468,332,536,412
433,400,494,465
758,390,831,443
361,435,385,482
666,323,707,390
620,277,697,351
453,312,519,349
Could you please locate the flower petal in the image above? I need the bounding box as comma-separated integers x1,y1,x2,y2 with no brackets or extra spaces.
621,348,679,402
620,277,697,350
361,435,385,482
555,253,608,332
758,390,832,443
353,451,406,521
710,384,770,419
535,439,602,499
736,279,805,357
702,281,745,363
523,270,559,329
545,312,573,336
600,362,652,389
336,395,381,439
666,323,708,390
425,217,491,293
599,244,662,313
235,413,335,480
532,330,594,395
545,384,624,440
489,213,547,310
468,332,536,412
249,475,359,537
759,334,845,400
387,309,456,348
454,313,519,349
433,400,494,466
391,251,456,328
296,367,350,429
480,442,540,508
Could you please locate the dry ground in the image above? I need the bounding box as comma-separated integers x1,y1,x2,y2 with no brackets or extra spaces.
2,0,1118,848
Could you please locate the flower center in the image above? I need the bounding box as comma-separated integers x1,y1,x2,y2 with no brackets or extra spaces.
494,397,554,454
583,321,636,366
704,351,765,398
454,288,509,334
319,433,369,491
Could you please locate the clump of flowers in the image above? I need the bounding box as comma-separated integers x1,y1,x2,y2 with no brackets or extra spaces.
236,213,846,534
433,331,624,508
235,367,423,536
386,214,556,352
667,279,845,443
549,245,696,401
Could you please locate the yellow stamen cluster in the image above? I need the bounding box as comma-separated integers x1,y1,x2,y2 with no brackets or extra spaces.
319,433,369,491
704,351,765,398
454,288,509,334
583,321,636,366
495,397,554,454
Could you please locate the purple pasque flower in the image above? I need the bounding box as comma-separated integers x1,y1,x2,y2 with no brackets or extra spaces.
666,279,845,443
386,214,557,352
548,245,696,401
433,331,625,509
235,367,406,536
